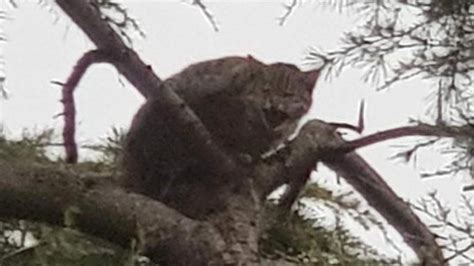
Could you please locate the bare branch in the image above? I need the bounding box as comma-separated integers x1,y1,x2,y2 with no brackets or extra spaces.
329,100,366,133
7,0,17,8
436,80,444,125
444,242,474,263
190,0,219,32
59,50,110,163
357,99,365,132
412,192,474,263
341,123,474,152
278,0,299,26
463,184,474,192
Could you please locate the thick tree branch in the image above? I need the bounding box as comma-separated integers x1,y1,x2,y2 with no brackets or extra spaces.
59,50,110,163
329,100,365,134
0,160,231,265
257,119,446,265
323,153,445,265
190,0,219,32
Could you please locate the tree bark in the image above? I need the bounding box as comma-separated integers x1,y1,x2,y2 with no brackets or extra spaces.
0,160,233,265
323,153,444,265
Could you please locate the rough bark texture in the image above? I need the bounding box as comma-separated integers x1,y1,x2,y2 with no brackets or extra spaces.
0,161,228,265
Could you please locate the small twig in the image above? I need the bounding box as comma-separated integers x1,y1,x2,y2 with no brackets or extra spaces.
7,0,17,8
51,80,66,86
390,138,439,163
60,50,109,163
421,165,468,178
329,100,366,134
191,0,219,32
436,80,444,125
358,100,365,132
278,0,299,26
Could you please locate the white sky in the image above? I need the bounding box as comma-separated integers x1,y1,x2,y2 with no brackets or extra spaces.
0,0,472,263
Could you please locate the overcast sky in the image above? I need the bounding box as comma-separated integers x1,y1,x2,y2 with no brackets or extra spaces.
0,0,472,263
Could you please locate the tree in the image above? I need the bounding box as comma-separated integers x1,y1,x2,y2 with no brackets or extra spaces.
0,0,473,265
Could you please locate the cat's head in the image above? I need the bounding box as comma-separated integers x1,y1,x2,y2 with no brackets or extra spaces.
258,62,320,134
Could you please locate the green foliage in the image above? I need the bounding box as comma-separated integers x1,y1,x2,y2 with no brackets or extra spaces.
81,127,126,173
260,183,399,265
0,222,153,266
260,210,396,265
0,129,54,163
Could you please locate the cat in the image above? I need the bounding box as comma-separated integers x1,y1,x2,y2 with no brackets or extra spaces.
123,55,320,218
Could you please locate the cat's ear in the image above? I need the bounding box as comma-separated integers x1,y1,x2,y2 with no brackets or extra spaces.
304,69,320,88
246,54,262,64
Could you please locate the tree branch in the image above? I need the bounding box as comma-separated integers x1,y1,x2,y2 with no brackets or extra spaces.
323,153,445,265
0,160,232,265
341,123,474,152
190,0,219,32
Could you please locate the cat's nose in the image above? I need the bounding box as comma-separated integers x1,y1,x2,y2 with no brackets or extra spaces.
282,103,307,117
